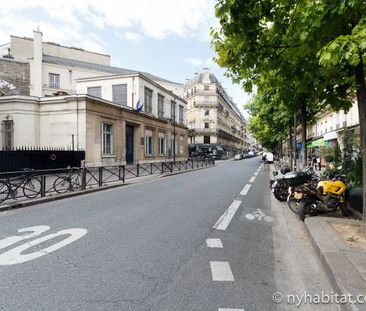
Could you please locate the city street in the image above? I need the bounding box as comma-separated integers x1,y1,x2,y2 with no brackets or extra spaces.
0,158,333,311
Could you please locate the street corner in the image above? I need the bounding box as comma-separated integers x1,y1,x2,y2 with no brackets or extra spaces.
239,206,276,226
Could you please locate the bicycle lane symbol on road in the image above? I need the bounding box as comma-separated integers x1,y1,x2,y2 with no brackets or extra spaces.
244,208,274,223
0,225,87,265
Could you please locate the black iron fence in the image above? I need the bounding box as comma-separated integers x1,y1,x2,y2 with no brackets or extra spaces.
0,147,85,172
0,159,215,205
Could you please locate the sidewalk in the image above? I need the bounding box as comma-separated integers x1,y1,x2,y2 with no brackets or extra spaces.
305,217,366,311
270,189,337,310
0,164,215,211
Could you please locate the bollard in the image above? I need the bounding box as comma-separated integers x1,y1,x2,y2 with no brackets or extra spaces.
136,164,140,177
81,167,87,190
98,167,103,187
40,175,46,197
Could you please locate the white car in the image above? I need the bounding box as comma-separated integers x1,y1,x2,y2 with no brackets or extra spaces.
234,154,243,160
264,152,274,163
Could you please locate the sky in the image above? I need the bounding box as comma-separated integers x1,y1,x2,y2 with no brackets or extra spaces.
0,0,252,116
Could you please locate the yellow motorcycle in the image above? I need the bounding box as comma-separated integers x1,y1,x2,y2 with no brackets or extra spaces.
297,174,349,221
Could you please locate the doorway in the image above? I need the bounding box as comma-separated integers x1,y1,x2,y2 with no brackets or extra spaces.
126,125,134,164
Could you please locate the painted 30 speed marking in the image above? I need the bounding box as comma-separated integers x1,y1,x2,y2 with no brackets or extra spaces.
0,225,87,265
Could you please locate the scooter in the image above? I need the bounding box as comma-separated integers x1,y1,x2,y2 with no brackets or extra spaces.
297,174,350,221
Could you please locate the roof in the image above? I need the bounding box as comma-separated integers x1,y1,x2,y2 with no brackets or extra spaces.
42,54,181,85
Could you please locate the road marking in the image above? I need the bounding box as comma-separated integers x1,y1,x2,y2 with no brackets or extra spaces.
239,184,251,196
219,309,245,311
212,200,242,231
210,261,235,281
254,171,258,176
249,176,256,183
245,209,274,223
0,227,87,265
206,238,223,248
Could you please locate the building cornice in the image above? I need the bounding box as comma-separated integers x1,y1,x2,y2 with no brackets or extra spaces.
77,73,187,104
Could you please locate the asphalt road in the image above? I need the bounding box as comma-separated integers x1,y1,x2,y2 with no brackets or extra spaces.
0,158,278,311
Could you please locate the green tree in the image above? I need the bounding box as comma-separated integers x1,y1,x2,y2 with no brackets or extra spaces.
334,142,342,168
211,0,366,220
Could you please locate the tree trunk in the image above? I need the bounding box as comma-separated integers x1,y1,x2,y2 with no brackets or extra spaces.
293,113,297,170
354,55,366,224
301,103,307,168
289,127,293,171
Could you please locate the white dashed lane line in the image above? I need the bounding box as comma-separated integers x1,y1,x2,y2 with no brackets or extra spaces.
206,238,223,248
210,261,235,281
253,171,258,176
218,309,245,311
212,200,242,231
239,184,251,196
248,176,256,183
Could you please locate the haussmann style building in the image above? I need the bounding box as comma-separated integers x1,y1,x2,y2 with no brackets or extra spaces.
184,68,249,158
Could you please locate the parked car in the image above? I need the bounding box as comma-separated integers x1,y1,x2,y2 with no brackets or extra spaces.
234,154,244,160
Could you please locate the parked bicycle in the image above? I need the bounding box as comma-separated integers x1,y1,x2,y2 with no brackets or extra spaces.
274,158,289,170
53,168,81,193
0,169,41,203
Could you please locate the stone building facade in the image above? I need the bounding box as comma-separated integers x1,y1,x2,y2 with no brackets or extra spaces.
0,94,188,166
184,68,248,154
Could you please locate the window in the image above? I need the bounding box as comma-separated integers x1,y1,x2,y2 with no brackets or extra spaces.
2,120,13,150
158,94,164,118
204,135,210,144
204,96,209,103
179,105,184,124
204,109,209,116
144,87,153,113
87,86,101,98
145,129,154,155
204,84,209,91
112,84,127,106
49,73,60,89
102,123,113,155
171,100,176,120
204,122,209,129
159,133,166,155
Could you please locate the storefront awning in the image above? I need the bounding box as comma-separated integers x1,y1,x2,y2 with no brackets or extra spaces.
307,138,325,147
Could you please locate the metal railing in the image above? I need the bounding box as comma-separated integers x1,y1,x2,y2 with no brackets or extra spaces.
0,159,215,205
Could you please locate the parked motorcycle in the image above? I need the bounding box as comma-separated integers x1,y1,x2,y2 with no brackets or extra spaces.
270,167,315,203
297,174,350,221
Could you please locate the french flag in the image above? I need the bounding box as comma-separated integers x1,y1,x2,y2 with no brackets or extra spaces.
135,100,143,112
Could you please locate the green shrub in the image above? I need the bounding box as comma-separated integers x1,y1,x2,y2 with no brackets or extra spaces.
352,155,363,186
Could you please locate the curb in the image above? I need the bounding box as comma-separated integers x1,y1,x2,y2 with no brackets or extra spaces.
0,164,215,212
305,217,366,311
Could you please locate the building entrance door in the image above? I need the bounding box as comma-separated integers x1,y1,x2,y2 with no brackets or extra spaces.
126,125,134,164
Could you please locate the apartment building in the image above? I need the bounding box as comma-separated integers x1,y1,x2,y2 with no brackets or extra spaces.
184,68,248,155
0,30,184,97
0,30,188,165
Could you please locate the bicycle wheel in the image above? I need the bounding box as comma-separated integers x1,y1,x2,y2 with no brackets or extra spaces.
53,177,71,193
0,181,9,203
23,178,41,198
287,196,300,214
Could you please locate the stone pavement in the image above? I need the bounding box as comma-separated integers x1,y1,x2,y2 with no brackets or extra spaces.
306,217,366,311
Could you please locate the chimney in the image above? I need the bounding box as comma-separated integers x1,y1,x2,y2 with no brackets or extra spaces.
31,29,43,97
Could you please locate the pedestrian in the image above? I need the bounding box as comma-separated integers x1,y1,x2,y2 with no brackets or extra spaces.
316,156,321,171
307,154,312,167
312,153,317,168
